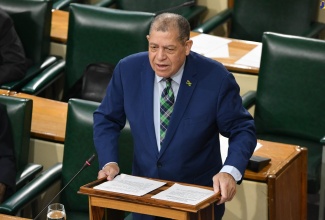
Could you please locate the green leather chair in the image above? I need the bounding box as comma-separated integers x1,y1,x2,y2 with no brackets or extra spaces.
97,0,207,29
241,32,325,219
0,95,43,214
193,0,325,42
51,0,111,11
0,98,133,219
0,0,65,95
40,4,154,101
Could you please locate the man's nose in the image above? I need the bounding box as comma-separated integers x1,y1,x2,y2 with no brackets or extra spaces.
157,48,167,60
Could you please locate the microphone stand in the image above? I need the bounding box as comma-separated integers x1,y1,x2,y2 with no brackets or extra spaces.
33,154,96,220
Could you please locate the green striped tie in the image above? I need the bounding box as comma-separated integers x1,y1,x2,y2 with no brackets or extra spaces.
160,78,174,146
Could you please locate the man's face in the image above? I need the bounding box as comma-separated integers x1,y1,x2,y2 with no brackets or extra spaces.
147,28,192,78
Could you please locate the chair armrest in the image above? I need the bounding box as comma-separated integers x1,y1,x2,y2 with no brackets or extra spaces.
21,59,65,95
303,22,325,38
241,90,256,110
321,136,325,144
0,56,61,91
192,8,232,33
0,163,62,215
53,0,74,10
93,0,116,7
15,163,43,190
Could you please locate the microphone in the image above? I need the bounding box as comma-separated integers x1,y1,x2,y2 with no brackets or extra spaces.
155,1,195,15
33,153,97,220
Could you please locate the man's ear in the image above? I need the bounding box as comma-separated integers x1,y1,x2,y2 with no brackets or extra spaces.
185,40,193,55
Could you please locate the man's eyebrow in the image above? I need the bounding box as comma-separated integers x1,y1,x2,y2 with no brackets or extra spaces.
163,45,176,49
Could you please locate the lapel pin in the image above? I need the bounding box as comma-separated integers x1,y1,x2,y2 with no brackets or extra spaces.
186,80,192,87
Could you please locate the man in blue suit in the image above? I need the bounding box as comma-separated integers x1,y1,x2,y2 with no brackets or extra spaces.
94,12,256,220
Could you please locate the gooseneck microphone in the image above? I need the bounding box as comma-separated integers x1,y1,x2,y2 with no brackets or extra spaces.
33,153,96,220
155,1,195,15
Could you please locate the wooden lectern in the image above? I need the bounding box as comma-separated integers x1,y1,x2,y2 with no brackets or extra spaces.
79,178,221,220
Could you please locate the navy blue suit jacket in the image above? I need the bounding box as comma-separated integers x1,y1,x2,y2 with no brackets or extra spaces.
94,51,256,219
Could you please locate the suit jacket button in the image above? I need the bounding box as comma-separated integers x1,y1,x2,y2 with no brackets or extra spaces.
157,162,162,168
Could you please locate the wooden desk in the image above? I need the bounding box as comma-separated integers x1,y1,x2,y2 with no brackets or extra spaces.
79,141,306,220
190,32,259,74
51,10,259,74
0,89,12,95
51,10,69,44
79,178,221,220
11,92,68,143
0,214,31,220
229,140,307,220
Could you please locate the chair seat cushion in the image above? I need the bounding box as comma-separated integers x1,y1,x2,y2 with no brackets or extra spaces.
257,134,322,194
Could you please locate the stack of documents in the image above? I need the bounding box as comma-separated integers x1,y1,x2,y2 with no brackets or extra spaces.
94,174,215,205
94,174,166,196
190,34,231,58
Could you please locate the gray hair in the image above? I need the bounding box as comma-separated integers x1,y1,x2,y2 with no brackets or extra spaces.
149,13,190,44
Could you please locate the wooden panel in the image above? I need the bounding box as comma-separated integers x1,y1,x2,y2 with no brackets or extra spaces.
268,147,307,220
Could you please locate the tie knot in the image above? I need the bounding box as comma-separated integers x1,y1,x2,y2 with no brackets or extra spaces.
165,78,172,86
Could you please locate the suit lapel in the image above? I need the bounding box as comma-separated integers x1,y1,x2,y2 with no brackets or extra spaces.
142,64,159,155
159,59,197,157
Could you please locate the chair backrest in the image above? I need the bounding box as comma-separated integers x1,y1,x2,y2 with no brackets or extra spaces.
61,98,133,213
116,0,195,12
230,0,319,42
0,0,52,64
0,95,32,175
115,0,207,29
255,32,325,143
60,99,99,213
80,62,115,102
64,4,154,99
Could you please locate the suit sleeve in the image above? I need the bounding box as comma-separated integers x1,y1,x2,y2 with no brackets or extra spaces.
217,73,257,176
93,62,126,169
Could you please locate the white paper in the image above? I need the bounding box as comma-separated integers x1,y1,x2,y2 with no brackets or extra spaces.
220,134,262,164
93,173,166,196
151,183,215,205
190,34,231,58
234,43,262,68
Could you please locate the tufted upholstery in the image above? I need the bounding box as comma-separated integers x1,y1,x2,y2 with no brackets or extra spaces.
0,0,64,94
242,32,325,218
62,4,154,100
0,95,43,215
193,0,325,42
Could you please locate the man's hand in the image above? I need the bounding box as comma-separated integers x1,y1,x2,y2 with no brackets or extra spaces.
212,172,237,205
0,183,6,203
97,163,120,181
